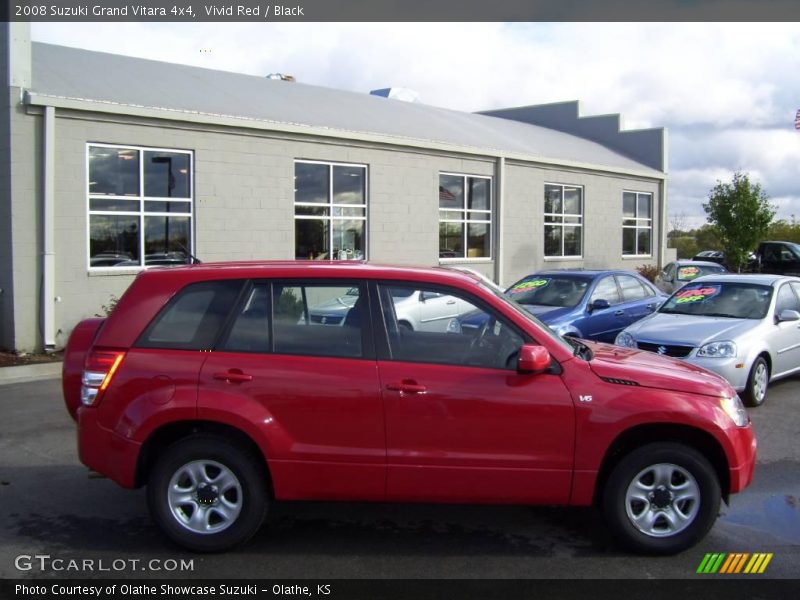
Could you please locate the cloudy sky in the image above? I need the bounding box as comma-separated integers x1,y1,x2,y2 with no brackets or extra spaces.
32,22,800,229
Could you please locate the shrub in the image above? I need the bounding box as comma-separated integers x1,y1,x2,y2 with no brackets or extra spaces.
636,264,660,283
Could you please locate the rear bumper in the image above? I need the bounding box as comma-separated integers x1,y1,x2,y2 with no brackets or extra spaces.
727,423,757,494
77,406,141,488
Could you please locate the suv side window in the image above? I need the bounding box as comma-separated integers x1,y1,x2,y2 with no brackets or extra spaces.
272,282,367,358
222,283,271,353
775,283,800,315
137,280,244,350
377,283,525,370
590,276,621,305
617,274,651,301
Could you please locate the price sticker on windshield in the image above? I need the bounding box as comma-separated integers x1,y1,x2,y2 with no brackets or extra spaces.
675,285,720,304
510,278,550,294
677,266,700,280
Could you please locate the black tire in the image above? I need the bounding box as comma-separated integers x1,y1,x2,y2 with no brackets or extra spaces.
602,442,720,555
398,321,413,333
742,356,769,407
147,435,268,552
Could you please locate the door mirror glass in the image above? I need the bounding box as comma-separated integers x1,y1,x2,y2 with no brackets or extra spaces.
517,344,551,374
589,298,610,312
778,309,800,322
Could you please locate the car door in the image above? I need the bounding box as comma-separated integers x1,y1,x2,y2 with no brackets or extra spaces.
374,281,575,504
771,283,800,377
415,291,465,332
198,280,386,501
580,275,626,342
616,274,659,329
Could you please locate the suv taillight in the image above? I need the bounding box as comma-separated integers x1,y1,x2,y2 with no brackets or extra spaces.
80,351,125,407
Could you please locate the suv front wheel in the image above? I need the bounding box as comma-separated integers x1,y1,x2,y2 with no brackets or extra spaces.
147,436,268,552
602,442,721,554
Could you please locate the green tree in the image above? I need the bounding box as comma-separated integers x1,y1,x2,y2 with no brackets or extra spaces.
767,216,800,243
702,172,775,271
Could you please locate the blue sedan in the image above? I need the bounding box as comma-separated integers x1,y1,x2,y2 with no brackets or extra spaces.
459,270,666,343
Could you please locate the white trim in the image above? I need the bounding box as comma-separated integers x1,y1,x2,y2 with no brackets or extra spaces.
293,160,369,260
438,172,494,261
86,143,195,272
27,93,666,181
622,190,654,258
543,183,585,259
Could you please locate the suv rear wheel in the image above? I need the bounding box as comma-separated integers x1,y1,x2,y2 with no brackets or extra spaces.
602,442,720,554
147,436,268,552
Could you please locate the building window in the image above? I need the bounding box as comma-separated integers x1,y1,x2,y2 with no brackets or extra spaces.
544,184,583,258
88,144,193,269
294,161,367,260
439,173,492,259
623,191,653,256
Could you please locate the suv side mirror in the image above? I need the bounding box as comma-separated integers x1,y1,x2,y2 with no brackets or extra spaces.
517,344,551,374
777,309,800,323
589,298,610,312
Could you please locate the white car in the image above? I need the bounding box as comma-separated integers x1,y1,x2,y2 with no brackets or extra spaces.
308,286,473,332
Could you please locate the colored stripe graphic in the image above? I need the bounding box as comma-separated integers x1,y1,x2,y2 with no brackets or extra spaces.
733,553,750,573
719,554,736,573
700,552,773,575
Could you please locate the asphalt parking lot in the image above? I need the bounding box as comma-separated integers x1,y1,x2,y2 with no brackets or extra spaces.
1,376,798,579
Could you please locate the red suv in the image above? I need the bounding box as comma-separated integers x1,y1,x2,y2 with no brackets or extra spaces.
63,262,756,553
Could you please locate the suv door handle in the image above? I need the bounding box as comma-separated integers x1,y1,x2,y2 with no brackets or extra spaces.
614,310,625,317
386,380,427,394
213,369,253,383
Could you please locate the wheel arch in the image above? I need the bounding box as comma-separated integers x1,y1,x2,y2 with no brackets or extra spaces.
593,423,731,505
135,420,272,492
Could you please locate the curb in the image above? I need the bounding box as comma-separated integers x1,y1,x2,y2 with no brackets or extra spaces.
0,362,62,386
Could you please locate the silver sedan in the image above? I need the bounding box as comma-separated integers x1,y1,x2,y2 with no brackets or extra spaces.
615,274,800,406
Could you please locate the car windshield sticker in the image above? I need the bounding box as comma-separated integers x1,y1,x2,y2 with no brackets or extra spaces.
674,285,721,304
677,266,700,281
510,278,550,294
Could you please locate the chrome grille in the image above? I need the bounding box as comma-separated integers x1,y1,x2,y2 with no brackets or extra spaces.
636,342,694,358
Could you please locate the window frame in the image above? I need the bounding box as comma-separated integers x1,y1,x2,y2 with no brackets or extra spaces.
543,183,584,260
438,172,493,263
293,159,369,261
372,280,531,369
86,142,195,273
216,279,376,360
622,190,654,258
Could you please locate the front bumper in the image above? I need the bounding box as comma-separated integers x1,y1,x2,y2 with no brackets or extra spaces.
77,406,141,488
686,355,751,391
726,422,757,494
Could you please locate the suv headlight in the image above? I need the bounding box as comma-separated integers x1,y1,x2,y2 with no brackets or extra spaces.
720,395,749,427
615,331,636,348
697,341,737,358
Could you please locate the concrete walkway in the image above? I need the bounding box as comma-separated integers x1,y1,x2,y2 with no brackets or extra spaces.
0,362,62,386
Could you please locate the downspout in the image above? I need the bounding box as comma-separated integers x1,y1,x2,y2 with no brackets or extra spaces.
658,177,668,269
42,105,55,350
495,156,505,286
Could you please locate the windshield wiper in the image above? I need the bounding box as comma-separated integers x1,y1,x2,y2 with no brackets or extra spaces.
700,312,739,319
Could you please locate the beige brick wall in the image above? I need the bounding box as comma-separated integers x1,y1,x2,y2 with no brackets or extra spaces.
6,109,663,351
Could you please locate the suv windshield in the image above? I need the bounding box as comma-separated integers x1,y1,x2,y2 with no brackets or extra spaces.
659,282,773,319
505,275,590,308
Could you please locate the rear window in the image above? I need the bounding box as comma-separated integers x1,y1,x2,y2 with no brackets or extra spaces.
136,280,244,350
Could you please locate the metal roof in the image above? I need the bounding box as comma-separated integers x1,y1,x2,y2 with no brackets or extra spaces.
29,42,663,177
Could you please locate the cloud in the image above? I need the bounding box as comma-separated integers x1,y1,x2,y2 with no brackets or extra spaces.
31,22,800,222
